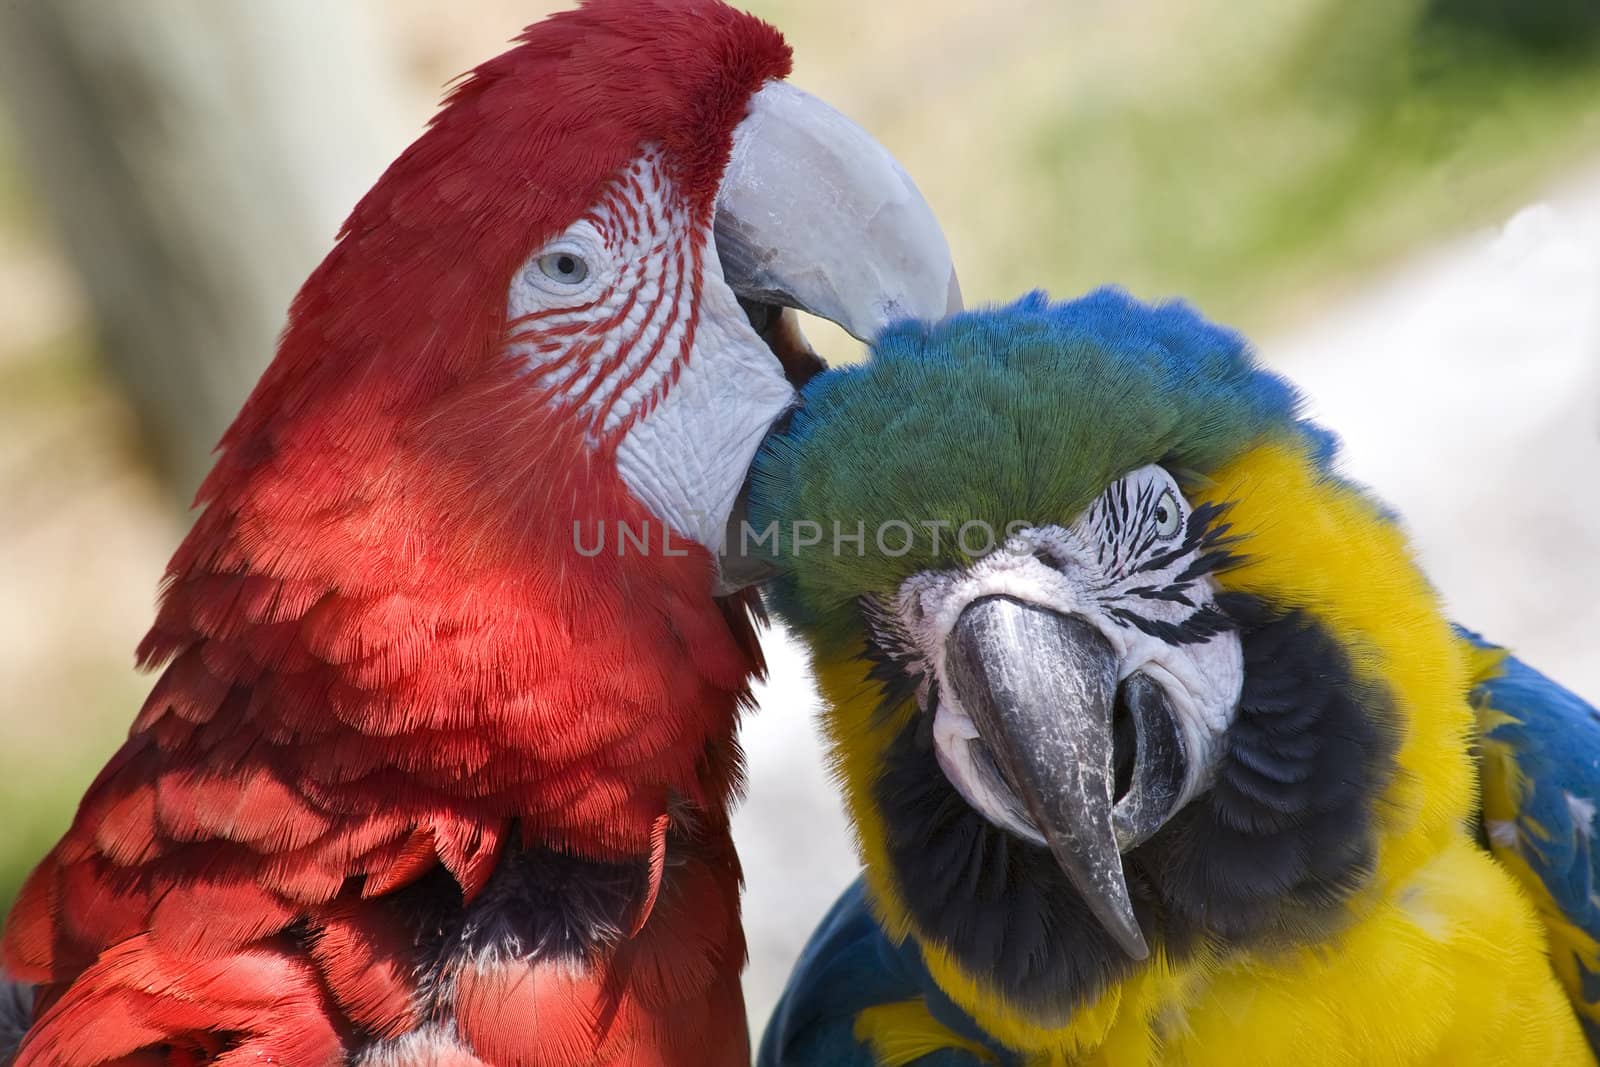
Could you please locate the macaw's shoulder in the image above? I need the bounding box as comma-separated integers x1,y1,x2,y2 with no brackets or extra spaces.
1467,628,1600,1041
759,878,1016,1067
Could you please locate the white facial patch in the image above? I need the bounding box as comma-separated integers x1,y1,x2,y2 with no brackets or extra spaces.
506,145,794,558
613,236,793,558
894,465,1245,839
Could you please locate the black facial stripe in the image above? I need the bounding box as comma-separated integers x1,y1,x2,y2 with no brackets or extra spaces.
1125,584,1197,607
1136,478,1155,512
1133,526,1160,560
1132,480,1158,552
1106,603,1234,646
863,593,1399,1021
1187,506,1249,575
1177,546,1247,582
1186,500,1229,541
1130,502,1212,574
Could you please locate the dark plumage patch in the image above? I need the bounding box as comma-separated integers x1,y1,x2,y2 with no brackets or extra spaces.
351,833,646,1042
455,842,644,963
399,837,645,973
0,977,31,1062
1143,594,1402,948
335,839,650,1057
1582,1015,1600,1056
869,594,1400,1019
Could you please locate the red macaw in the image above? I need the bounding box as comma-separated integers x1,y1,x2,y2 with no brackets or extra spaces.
0,2,957,1064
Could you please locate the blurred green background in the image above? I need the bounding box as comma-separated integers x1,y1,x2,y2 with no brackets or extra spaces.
0,0,1597,1028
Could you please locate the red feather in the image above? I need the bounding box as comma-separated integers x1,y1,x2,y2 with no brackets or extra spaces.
3,0,789,1062
309,901,423,1038
628,812,673,937
17,936,346,1066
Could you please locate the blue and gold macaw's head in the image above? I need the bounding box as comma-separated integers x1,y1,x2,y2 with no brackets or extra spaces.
746,289,1480,1035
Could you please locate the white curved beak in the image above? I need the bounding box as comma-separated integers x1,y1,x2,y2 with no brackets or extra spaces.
715,80,962,344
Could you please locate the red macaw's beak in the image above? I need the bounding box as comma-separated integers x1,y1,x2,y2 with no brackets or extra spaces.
715,80,962,384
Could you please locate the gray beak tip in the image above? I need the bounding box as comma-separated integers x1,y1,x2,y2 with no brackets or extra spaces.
1099,898,1150,961
946,270,964,316
1127,932,1151,961
1040,830,1148,961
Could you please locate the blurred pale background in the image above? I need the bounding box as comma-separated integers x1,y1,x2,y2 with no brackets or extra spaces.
0,0,1596,1035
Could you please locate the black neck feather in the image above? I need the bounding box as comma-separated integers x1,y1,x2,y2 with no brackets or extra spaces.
869,593,1401,1023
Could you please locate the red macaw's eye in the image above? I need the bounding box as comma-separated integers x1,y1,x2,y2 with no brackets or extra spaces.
537,252,588,285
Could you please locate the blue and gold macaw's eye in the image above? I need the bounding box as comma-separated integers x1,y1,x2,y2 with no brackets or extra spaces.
1154,488,1183,539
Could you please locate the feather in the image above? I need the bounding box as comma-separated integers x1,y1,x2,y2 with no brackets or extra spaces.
1470,635,1600,1044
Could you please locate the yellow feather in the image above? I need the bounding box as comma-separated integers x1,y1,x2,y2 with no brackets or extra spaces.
853,1000,999,1065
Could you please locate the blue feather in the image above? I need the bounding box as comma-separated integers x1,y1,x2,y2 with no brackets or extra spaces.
1466,626,1600,1025
759,879,1018,1066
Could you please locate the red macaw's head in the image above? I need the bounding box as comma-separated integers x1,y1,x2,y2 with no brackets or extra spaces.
199,0,957,584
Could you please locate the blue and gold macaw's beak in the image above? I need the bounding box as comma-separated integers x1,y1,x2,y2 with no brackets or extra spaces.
944,598,1154,959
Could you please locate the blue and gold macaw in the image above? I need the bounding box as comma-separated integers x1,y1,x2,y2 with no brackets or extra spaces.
745,290,1600,1065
